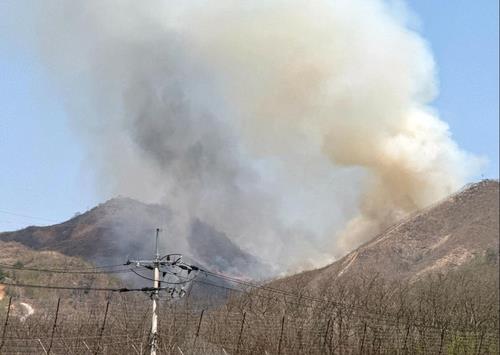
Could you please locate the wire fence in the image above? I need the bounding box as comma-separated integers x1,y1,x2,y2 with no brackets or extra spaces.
0,251,498,354
0,293,498,355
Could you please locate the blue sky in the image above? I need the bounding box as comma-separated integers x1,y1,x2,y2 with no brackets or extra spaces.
0,1,498,232
408,0,499,179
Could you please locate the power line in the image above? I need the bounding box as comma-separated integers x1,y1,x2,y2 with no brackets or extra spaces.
0,281,169,293
0,230,455,331
0,257,325,306
0,209,59,223
71,263,129,270
0,263,132,274
0,253,439,328
158,266,318,309
0,260,127,271
179,261,332,305
176,261,444,329
130,268,194,285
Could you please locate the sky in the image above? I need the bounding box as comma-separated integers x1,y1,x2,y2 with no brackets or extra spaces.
0,1,498,233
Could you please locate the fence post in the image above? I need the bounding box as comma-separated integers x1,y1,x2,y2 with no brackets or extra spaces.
402,323,411,354
192,309,205,351
438,327,446,355
359,322,367,354
236,312,246,354
476,331,485,355
278,315,285,355
323,318,331,353
338,308,343,355
0,296,12,352
94,299,110,355
47,298,61,355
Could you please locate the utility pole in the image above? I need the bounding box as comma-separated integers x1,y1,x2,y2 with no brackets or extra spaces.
128,228,162,355
151,228,160,355
126,229,194,355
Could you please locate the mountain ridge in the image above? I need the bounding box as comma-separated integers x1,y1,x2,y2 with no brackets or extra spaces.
1,180,497,286
270,179,499,291
0,197,267,277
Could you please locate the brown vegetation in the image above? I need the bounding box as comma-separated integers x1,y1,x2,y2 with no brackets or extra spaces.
0,254,498,354
275,180,499,290
0,181,498,353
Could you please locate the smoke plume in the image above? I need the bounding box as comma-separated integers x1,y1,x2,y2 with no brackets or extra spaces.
16,0,480,274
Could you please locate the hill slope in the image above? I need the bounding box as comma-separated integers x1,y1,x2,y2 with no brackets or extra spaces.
274,179,499,289
1,180,497,286
0,198,266,277
0,241,121,301
0,198,166,262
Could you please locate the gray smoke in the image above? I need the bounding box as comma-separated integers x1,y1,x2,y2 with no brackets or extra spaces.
10,0,481,275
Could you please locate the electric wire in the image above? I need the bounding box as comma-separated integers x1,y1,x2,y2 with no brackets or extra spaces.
178,260,333,305
0,209,59,223
0,281,165,293
176,260,447,329
0,263,132,274
0,254,463,329
129,267,195,285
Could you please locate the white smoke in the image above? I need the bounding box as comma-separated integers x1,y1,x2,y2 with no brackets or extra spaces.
11,0,481,274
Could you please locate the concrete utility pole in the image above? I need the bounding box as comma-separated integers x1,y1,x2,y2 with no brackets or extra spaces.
128,228,162,355
151,228,160,355
127,229,193,355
